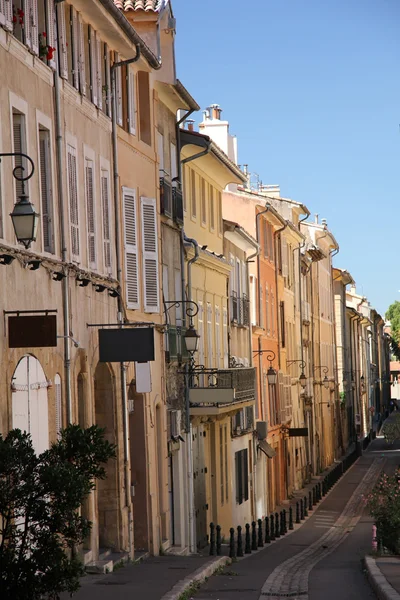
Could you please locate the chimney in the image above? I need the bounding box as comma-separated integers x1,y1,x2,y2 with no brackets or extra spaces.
314,214,319,224
243,164,248,175
186,119,195,132
321,218,327,227
210,103,222,120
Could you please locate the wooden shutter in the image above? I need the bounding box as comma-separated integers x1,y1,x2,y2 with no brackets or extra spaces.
209,184,214,229
67,145,79,258
243,449,249,501
96,36,102,110
101,171,111,270
2,0,12,30
57,3,68,79
104,45,111,115
266,285,270,335
0,0,5,26
89,26,97,105
141,197,159,313
85,159,96,267
123,188,139,309
39,130,54,253
23,0,31,48
215,306,220,367
116,53,123,126
197,301,204,368
30,0,39,54
12,113,25,201
78,15,86,95
45,0,56,69
128,68,136,134
71,7,79,89
55,374,62,435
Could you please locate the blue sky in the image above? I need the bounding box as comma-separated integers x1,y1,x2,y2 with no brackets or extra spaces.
172,0,399,316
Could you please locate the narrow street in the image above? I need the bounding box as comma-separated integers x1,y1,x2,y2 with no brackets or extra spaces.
193,434,400,600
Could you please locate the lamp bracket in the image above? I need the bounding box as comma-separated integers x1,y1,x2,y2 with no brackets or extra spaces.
286,359,306,369
0,152,35,183
253,349,276,363
163,300,199,320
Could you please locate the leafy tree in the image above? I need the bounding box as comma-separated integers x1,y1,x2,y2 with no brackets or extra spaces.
386,301,400,344
367,471,400,554
0,424,116,600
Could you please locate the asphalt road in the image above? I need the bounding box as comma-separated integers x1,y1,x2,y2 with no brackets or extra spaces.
194,433,400,600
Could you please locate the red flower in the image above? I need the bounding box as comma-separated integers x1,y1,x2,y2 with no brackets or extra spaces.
42,32,46,37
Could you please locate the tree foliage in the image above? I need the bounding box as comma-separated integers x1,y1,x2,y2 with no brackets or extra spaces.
386,301,400,344
0,424,116,600
366,471,400,554
382,412,400,444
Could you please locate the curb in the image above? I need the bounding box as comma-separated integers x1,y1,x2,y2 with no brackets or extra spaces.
160,555,232,600
363,555,400,600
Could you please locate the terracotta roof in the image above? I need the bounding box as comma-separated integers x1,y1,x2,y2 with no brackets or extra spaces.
114,0,169,12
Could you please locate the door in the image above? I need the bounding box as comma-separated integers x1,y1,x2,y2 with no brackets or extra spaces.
193,425,208,548
12,355,49,455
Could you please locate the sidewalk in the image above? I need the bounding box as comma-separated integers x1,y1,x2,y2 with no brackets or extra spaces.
364,555,400,600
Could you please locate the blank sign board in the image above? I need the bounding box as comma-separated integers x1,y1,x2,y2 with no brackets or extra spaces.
8,315,57,348
99,327,155,363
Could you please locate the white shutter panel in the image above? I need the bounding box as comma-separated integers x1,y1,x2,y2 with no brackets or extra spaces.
12,114,25,200
197,301,204,367
104,44,111,115
116,53,123,126
215,306,220,368
141,197,159,313
207,302,213,368
67,145,79,259
46,0,56,69
71,7,79,89
57,3,68,79
31,0,39,54
89,27,97,105
39,131,53,253
101,171,111,270
96,36,102,110
282,237,288,279
123,188,139,309
128,68,136,134
0,0,6,27
23,0,32,49
4,0,12,30
85,160,96,267
78,15,86,95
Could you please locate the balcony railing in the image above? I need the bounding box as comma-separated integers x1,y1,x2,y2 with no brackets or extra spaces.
160,176,172,217
172,186,184,225
189,367,256,409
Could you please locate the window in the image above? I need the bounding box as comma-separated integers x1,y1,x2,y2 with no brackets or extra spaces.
157,131,164,173
271,290,275,337
89,26,98,106
222,306,228,368
38,0,56,69
101,169,111,271
201,178,206,224
0,0,13,32
123,187,139,309
266,285,270,335
67,144,79,258
277,233,282,274
190,170,196,218
64,4,73,87
197,300,205,373
12,111,27,202
78,14,86,96
128,67,136,134
259,285,264,329
138,71,151,145
209,184,214,230
57,2,68,79
215,306,220,367
13,0,38,52
235,448,249,504
279,301,285,348
39,127,54,253
85,158,96,267
206,302,213,367
141,197,159,313
55,374,62,436
268,223,274,261
103,44,111,115
250,275,257,326
115,53,123,126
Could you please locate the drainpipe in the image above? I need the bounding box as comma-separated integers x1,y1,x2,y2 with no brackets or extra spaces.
273,221,288,371
111,45,141,558
54,68,72,424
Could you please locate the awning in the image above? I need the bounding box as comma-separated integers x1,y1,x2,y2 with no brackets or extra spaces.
258,440,276,459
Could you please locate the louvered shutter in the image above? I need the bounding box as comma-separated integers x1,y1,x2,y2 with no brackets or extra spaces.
67,145,79,259
123,188,139,309
0,0,6,27
4,0,12,30
71,7,79,89
128,68,136,134
55,374,62,436
46,0,56,69
12,115,25,201
96,36,102,110
85,160,96,267
23,0,32,48
39,130,53,253
31,0,39,54
89,27,97,105
101,171,111,270
104,45,111,115
141,197,159,313
57,3,68,79
115,53,123,126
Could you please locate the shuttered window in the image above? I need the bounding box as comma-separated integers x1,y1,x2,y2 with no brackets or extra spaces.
55,374,62,436
78,14,86,95
71,7,79,89
201,178,206,224
45,0,56,69
0,0,13,30
235,448,249,505
128,68,136,134
197,300,204,370
88,26,97,106
39,128,54,253
67,144,79,259
266,285,270,335
116,53,123,126
101,170,111,271
215,305,220,367
12,112,27,202
96,35,103,110
190,170,196,218
85,159,96,267
123,188,139,309
206,302,213,367
141,197,159,313
57,2,68,79
138,70,151,145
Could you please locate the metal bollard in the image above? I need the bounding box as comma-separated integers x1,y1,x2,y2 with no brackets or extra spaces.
289,506,294,530
308,491,312,512
258,519,264,547
251,521,258,551
304,496,308,517
265,515,271,543
296,501,300,524
209,522,216,556
280,511,285,536
275,512,280,538
300,498,304,520
237,525,243,557
313,486,317,505
216,524,222,556
283,509,287,534
229,527,236,558
245,523,251,553
270,514,275,541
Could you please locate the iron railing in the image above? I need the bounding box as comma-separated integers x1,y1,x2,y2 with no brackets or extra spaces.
160,176,172,217
172,186,184,225
231,292,250,326
189,367,256,404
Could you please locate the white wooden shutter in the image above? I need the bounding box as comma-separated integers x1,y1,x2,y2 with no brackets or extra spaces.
170,142,177,183
57,3,68,79
78,15,86,96
123,188,139,309
206,302,213,368
23,0,32,49
223,306,228,368
141,197,159,313
0,0,5,26
128,68,136,134
71,7,79,90
67,145,79,259
85,159,96,267
2,0,12,30
89,27,97,105
197,301,204,368
12,113,26,201
215,306,220,367
101,170,111,270
39,130,53,253
116,53,123,126
104,44,111,115
46,0,56,69
96,36,102,110
31,0,39,55
55,374,62,435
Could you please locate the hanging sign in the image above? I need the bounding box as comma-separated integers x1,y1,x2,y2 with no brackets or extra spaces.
288,428,308,437
99,327,155,362
8,315,57,348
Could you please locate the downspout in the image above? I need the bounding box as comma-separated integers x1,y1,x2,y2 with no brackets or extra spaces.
111,46,141,558
273,221,288,371
54,69,72,424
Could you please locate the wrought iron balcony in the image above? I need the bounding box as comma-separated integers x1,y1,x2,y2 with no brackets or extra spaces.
189,367,256,415
160,175,172,217
172,185,184,225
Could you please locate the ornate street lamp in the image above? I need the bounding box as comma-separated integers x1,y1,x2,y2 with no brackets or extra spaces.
253,348,277,385
0,152,39,249
299,370,307,389
286,359,307,389
313,365,330,390
184,324,200,355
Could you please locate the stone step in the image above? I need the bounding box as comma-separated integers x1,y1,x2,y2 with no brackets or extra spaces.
85,559,114,574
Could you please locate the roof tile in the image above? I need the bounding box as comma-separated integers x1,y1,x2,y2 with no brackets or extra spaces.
114,0,168,11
